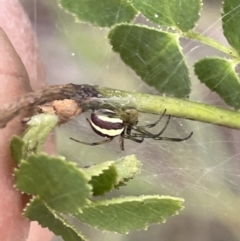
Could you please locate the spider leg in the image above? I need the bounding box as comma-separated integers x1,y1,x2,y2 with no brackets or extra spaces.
86,117,91,124
123,127,148,139
70,137,114,146
122,133,144,143
123,113,192,143
119,135,124,150
145,109,167,128
129,115,170,138
151,115,171,138
129,137,144,143
122,126,144,143
124,132,145,138
128,125,153,137
135,109,167,129
153,131,193,142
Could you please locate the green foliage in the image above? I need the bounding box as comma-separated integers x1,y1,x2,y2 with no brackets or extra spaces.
109,24,190,97
76,196,183,233
130,0,201,32
10,136,24,164
15,154,92,213
59,0,137,27
86,155,141,195
114,155,142,187
86,161,118,196
22,114,59,156
60,0,240,109
222,0,240,55
194,57,240,109
25,198,89,241
11,113,183,241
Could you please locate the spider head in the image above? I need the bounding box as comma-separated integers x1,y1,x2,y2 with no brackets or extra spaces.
117,108,139,126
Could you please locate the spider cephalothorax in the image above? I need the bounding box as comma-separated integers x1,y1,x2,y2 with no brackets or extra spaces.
70,108,193,150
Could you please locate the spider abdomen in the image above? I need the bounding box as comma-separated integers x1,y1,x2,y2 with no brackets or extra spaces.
89,111,124,138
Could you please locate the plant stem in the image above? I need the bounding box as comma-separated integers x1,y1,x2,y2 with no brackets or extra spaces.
183,30,240,59
97,86,240,130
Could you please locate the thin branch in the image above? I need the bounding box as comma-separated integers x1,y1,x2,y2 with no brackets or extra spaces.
1,84,240,131
97,86,240,130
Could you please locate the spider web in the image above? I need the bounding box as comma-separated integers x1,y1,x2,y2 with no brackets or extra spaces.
21,0,240,240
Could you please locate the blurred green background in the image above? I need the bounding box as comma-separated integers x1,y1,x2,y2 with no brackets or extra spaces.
20,0,240,240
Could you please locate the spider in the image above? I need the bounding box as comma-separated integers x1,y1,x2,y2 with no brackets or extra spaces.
70,108,193,150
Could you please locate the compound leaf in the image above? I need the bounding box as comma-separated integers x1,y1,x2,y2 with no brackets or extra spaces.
131,0,202,32
15,154,91,213
109,24,191,97
222,0,240,55
194,57,240,109
85,161,118,196
85,155,141,195
24,197,89,241
23,114,59,156
10,136,25,164
75,195,184,233
59,0,137,27
114,155,141,187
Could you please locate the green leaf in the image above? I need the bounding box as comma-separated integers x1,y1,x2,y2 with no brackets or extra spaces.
109,24,191,97
131,0,201,32
222,0,240,55
85,155,142,195
9,114,58,164
59,0,137,27
76,195,184,233
114,155,142,187
85,161,118,196
15,154,91,213
23,114,58,156
10,136,25,164
194,57,240,109
24,197,89,241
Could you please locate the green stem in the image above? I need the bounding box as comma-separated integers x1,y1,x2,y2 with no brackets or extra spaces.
97,86,240,130
183,30,240,59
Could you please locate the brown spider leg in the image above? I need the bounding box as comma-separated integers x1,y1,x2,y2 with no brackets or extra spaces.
153,131,193,142
70,136,114,146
